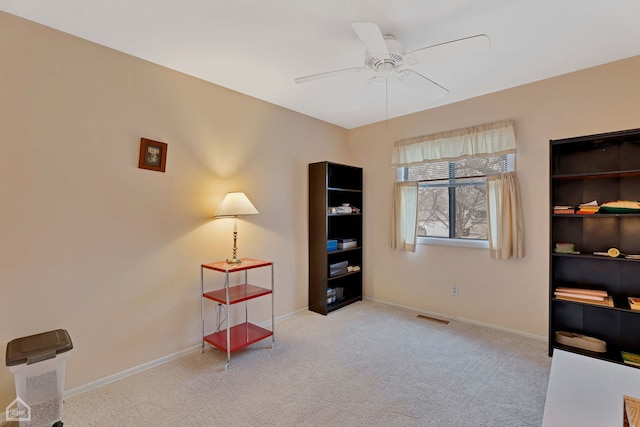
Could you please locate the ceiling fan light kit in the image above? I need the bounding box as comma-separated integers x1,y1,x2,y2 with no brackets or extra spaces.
364,34,405,74
294,21,490,113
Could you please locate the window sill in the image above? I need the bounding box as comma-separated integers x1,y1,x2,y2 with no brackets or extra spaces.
417,237,488,249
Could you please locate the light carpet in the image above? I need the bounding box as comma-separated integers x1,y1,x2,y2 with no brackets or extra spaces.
59,300,551,426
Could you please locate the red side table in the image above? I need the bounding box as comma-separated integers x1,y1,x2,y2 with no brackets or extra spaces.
201,258,274,368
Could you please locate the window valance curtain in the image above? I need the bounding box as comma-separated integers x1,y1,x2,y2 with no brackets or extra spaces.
391,120,516,167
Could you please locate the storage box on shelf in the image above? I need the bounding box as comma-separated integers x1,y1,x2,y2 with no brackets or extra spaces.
337,238,357,249
309,161,363,315
550,128,640,368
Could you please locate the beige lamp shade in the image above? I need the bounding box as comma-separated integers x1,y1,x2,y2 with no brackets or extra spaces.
215,192,259,217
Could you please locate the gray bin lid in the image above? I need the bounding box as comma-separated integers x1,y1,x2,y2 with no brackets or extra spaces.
6,329,73,366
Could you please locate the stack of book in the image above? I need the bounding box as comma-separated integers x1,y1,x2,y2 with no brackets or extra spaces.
629,297,640,311
553,205,575,214
621,350,640,367
577,200,600,214
554,287,613,307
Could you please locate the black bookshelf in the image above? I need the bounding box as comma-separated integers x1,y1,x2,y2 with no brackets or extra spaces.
309,161,363,315
549,128,640,368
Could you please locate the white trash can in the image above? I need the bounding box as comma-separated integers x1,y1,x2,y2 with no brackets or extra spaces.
5,329,73,427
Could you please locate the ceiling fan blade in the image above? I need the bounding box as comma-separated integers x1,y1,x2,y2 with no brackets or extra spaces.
350,75,384,110
397,69,449,100
350,22,389,56
294,66,369,84
405,34,490,65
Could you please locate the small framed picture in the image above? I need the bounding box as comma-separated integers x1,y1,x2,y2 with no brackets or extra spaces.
138,138,167,172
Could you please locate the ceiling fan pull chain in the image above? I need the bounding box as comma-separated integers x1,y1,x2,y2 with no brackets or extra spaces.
385,76,389,130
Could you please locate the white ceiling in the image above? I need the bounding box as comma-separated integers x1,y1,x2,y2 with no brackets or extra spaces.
2,0,640,129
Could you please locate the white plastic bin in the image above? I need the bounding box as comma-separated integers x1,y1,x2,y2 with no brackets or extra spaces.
5,329,72,427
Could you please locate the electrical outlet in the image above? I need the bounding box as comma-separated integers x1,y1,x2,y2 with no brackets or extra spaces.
452,285,459,296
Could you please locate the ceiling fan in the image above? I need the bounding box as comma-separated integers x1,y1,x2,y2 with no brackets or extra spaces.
295,22,490,106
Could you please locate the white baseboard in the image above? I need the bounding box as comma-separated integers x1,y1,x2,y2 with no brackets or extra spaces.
0,344,202,425
63,306,307,400
365,296,548,342
64,344,202,399
258,306,307,327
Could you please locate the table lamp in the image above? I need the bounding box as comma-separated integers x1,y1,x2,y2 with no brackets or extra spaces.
215,192,259,265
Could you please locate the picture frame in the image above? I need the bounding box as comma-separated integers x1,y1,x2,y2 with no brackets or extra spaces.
138,138,167,172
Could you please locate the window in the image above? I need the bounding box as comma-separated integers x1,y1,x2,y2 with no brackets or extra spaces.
399,154,514,245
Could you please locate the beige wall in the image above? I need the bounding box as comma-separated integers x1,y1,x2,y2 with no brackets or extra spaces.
0,12,352,405
349,55,640,337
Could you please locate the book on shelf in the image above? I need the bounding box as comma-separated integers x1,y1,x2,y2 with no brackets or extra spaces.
555,287,608,297
553,205,575,214
577,200,599,214
621,351,640,367
577,208,598,214
629,297,640,311
555,295,614,307
554,291,606,301
554,287,609,302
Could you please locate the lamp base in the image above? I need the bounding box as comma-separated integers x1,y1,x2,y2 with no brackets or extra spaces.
226,229,243,265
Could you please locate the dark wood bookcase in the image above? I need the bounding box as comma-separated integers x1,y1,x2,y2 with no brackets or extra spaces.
309,161,363,315
549,128,640,367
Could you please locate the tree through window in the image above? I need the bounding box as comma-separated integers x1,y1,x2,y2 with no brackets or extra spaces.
400,155,513,240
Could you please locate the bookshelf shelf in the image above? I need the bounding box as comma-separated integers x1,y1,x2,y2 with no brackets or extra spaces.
552,297,639,313
552,169,640,180
552,253,640,262
552,213,640,218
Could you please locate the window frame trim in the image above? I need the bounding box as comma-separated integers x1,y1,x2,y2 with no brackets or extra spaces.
417,236,489,249
397,154,515,248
